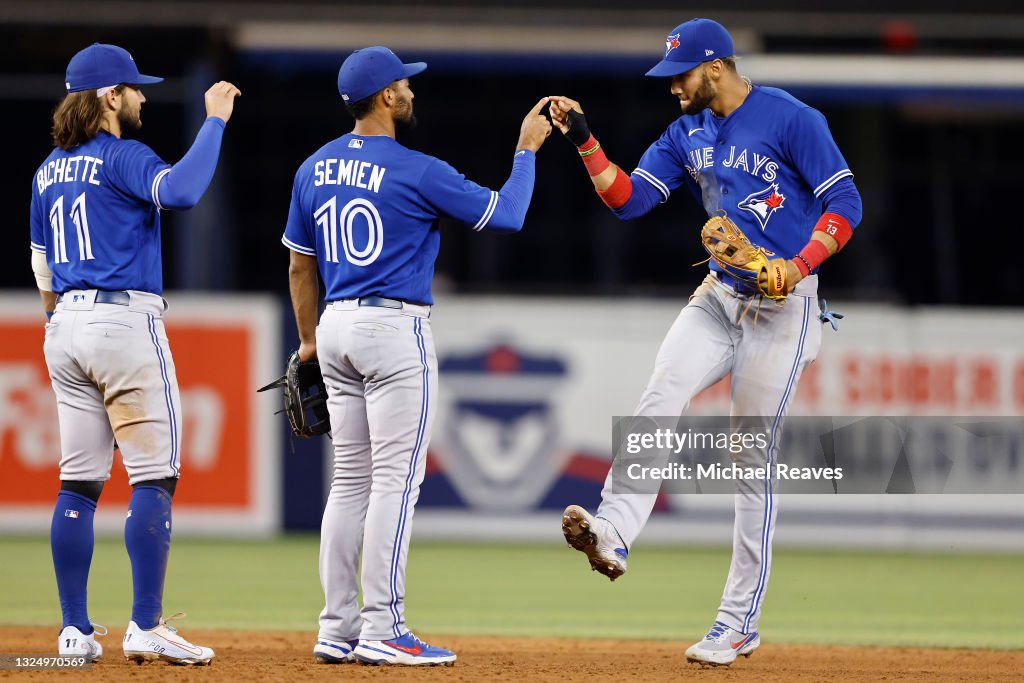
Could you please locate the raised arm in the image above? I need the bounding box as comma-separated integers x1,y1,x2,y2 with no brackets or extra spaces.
418,97,552,234
548,96,666,220
155,81,242,211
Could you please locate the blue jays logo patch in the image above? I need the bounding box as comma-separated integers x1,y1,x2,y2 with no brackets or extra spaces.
435,344,568,510
738,183,786,230
665,33,681,57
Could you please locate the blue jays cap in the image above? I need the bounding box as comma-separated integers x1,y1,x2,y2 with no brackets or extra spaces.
65,43,163,93
645,18,734,77
337,46,427,103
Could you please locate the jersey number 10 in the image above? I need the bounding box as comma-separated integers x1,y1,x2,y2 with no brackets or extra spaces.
313,196,384,267
49,193,94,263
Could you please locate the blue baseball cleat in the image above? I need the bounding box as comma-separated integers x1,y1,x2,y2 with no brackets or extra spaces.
313,637,359,663
353,632,456,666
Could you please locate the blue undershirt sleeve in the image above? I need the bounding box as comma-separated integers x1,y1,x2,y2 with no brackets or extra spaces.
154,117,226,211
818,176,863,229
611,176,666,221
483,150,536,233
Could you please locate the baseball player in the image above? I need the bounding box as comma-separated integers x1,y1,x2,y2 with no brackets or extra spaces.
29,43,240,664
281,46,550,666
551,19,862,666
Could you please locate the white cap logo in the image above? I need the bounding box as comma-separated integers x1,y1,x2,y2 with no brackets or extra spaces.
705,49,714,56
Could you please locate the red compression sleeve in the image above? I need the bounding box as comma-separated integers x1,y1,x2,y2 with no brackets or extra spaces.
577,134,610,176
596,167,633,209
795,239,830,277
813,211,852,249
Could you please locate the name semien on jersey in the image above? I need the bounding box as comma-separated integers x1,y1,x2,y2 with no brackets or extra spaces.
313,158,386,192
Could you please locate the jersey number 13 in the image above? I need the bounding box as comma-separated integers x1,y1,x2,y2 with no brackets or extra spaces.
314,196,384,267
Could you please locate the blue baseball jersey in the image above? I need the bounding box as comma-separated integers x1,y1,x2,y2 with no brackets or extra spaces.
30,131,171,295
283,134,507,305
632,86,852,262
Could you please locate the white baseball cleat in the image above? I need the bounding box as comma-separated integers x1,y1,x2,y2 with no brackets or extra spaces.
58,624,106,662
313,637,359,663
685,621,760,666
353,632,456,666
123,614,214,665
561,505,628,581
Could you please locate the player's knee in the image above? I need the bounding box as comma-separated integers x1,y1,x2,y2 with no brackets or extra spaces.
133,477,178,498
60,480,105,503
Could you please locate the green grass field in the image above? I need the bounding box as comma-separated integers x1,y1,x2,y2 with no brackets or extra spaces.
2,536,1022,649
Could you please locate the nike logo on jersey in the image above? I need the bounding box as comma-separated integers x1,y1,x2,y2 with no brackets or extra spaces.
738,183,786,230
687,127,704,137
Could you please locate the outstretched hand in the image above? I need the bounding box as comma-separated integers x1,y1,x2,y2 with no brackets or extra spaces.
548,96,591,146
204,81,242,123
517,96,553,153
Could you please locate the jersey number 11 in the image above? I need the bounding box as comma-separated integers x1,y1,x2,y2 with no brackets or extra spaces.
49,193,94,263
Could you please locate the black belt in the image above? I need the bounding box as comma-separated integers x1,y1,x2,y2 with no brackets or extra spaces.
56,290,131,306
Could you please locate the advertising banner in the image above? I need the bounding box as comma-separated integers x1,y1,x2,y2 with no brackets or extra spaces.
0,294,280,536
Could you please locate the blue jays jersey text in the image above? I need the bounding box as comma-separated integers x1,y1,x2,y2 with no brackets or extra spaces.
30,131,171,294
283,134,502,305
633,86,852,262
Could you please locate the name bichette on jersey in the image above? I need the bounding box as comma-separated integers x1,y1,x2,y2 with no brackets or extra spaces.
36,155,104,194
685,146,778,183
313,158,386,192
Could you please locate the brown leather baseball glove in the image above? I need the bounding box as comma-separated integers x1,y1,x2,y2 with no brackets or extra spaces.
700,215,789,300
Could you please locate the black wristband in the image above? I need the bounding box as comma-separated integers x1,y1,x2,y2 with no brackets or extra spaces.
565,109,592,147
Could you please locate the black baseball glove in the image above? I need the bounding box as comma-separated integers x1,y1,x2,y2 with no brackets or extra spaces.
258,351,331,438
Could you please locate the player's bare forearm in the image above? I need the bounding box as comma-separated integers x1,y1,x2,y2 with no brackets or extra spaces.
288,251,320,361
810,231,838,255
39,289,56,314
591,163,620,191
549,95,632,207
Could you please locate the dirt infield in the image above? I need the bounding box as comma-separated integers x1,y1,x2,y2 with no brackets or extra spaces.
1,626,1021,682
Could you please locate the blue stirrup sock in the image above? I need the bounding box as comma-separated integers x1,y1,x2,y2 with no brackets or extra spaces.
51,491,97,634
125,486,172,630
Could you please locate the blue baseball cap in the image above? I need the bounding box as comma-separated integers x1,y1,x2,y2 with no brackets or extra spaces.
337,46,427,103
645,19,734,77
65,43,163,93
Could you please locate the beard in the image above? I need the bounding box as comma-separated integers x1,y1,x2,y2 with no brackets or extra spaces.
394,95,417,131
118,106,142,132
681,71,715,115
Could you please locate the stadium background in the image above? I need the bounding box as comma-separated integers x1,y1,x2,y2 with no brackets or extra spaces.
1,1,1023,678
